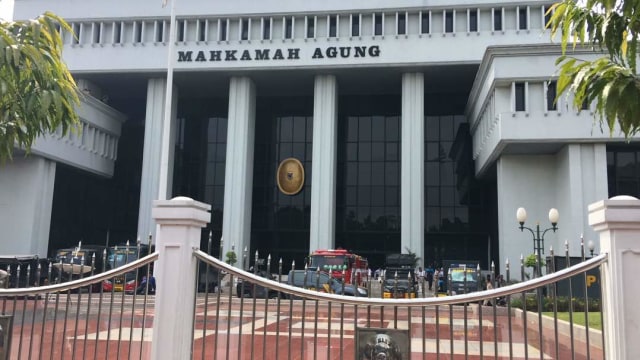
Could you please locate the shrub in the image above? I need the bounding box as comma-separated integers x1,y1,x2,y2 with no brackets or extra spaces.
509,294,600,312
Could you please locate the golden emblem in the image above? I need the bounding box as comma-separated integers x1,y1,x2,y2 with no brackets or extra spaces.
277,158,305,195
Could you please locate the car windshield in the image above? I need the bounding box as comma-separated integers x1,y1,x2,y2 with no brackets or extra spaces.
309,255,347,271
450,269,477,282
384,279,411,287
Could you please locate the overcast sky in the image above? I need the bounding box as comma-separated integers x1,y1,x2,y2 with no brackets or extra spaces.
0,0,14,21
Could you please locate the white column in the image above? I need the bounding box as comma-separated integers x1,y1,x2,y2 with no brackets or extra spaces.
151,196,210,360
138,78,178,242
310,75,338,251
0,156,55,256
588,195,640,360
221,77,256,263
401,73,425,262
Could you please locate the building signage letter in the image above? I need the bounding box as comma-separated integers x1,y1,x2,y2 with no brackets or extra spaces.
225,50,237,61
177,51,193,62
176,45,381,63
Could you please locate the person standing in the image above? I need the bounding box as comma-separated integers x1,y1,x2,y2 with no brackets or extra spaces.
484,274,493,306
426,266,434,291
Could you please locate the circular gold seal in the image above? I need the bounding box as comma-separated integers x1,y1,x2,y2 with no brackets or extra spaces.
277,158,305,195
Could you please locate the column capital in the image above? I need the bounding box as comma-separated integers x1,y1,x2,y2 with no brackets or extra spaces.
152,196,211,228
588,195,640,231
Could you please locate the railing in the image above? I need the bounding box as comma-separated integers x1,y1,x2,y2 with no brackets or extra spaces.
192,247,606,360
0,252,158,360
5,195,640,359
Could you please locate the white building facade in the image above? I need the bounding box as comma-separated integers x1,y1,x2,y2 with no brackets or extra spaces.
2,0,634,270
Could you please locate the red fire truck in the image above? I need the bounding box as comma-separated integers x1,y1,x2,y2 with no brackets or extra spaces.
308,249,369,285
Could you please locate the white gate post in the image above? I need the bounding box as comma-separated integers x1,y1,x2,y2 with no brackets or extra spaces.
588,195,640,360
151,196,210,360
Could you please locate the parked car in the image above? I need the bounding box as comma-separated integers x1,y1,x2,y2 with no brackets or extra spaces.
383,278,417,298
198,262,220,293
236,269,279,299
286,270,368,297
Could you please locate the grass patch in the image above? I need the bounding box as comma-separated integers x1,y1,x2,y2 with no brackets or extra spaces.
542,312,602,330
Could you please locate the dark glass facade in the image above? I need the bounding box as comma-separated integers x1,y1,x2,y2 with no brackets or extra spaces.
336,95,402,267
424,116,495,270
251,97,314,266
172,98,228,253
607,145,640,198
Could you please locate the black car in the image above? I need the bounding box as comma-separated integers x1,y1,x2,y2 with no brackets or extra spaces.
383,278,418,298
236,269,279,299
198,263,220,293
286,270,368,297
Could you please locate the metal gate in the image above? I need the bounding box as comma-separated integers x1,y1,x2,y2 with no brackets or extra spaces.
192,244,606,360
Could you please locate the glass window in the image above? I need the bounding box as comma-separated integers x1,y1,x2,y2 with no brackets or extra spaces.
546,81,557,111
347,143,358,161
385,187,399,206
385,142,399,161
519,7,528,30
386,116,399,140
359,117,372,141
374,13,383,35
358,142,371,162
372,143,385,161
348,116,359,141
198,20,206,42
544,6,552,28
426,163,439,185
220,20,227,41
371,163,385,185
397,13,406,35
285,17,293,39
262,18,271,40
358,187,371,206
469,9,478,32
241,19,249,40
493,9,502,31
351,15,360,37
421,12,430,34
445,11,454,33
155,21,164,42
426,186,440,206
329,16,337,37
515,83,526,111
371,116,385,141
346,162,358,185
307,17,315,38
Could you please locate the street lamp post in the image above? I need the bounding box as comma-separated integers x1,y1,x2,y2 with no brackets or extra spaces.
587,240,595,257
516,207,559,277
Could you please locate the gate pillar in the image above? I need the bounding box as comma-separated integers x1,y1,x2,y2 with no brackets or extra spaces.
151,196,211,360
588,195,640,360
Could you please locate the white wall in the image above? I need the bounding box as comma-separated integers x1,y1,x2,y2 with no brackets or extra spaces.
0,156,56,256
554,144,608,254
497,154,559,273
497,145,609,270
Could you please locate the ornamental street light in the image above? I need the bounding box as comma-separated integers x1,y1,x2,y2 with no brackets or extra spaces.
516,207,559,278
588,240,595,257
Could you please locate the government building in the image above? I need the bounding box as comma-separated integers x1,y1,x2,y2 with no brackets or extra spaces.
2,0,635,270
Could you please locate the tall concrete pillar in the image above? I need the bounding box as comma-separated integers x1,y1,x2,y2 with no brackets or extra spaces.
138,78,178,242
151,196,210,359
401,72,425,263
310,75,338,251
221,77,256,264
589,196,640,359
0,156,56,256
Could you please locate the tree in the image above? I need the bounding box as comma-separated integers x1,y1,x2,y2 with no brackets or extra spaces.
225,250,237,266
404,246,422,268
547,0,640,137
0,12,80,162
